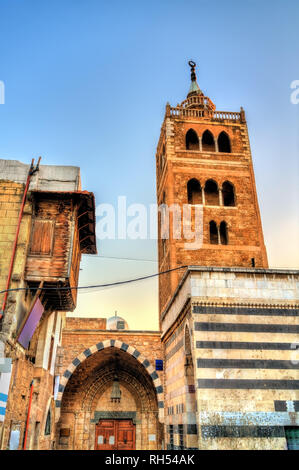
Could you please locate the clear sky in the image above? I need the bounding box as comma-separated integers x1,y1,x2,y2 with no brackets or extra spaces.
0,0,298,330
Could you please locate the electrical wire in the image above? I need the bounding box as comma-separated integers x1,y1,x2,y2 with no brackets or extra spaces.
83,255,158,262
0,265,188,296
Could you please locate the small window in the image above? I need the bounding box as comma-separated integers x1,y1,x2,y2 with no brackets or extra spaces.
45,409,51,436
117,321,125,330
220,221,228,245
205,179,219,206
169,425,174,450
30,219,54,256
187,179,202,205
186,129,199,150
178,424,184,450
222,181,235,206
218,131,231,153
202,130,215,152
209,221,218,244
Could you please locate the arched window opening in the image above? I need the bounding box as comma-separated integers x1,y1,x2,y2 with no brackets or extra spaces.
44,408,51,436
202,130,215,152
205,179,219,205
186,129,199,150
220,221,228,245
218,132,231,153
187,179,202,204
222,181,235,206
209,221,218,244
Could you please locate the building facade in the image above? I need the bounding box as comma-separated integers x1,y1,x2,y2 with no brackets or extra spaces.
54,316,164,450
0,159,96,449
0,62,298,451
156,63,299,450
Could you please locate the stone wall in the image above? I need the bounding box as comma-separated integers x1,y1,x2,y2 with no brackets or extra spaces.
162,267,299,450
55,318,164,450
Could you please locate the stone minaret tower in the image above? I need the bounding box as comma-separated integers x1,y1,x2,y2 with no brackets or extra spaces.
156,61,268,315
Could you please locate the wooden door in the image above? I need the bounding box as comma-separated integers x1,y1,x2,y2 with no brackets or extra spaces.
117,420,135,450
95,420,135,450
95,420,116,450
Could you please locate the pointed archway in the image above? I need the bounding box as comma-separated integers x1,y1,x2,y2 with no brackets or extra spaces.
55,339,164,450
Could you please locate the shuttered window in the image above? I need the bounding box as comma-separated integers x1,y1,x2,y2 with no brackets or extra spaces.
30,219,54,255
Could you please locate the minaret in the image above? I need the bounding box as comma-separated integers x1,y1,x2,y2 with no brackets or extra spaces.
156,61,268,316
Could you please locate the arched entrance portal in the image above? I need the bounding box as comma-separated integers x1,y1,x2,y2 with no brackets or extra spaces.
56,344,163,450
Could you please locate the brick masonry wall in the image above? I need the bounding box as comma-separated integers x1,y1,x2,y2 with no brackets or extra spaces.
156,113,268,316
0,180,32,338
0,180,65,450
57,321,163,375
1,343,56,450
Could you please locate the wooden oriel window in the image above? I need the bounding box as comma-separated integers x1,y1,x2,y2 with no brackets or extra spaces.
30,219,54,256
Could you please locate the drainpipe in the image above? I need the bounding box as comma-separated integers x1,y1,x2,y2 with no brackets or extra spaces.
0,157,41,320
23,380,34,450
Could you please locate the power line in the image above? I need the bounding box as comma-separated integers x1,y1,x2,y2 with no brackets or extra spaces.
84,255,158,262
0,265,188,296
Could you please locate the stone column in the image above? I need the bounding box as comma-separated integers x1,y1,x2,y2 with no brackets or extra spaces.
201,187,205,206
219,188,223,206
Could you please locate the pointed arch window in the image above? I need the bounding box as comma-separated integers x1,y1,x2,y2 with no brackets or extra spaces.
220,221,228,245
209,221,218,244
44,408,51,436
222,181,235,206
218,132,231,153
202,130,215,152
187,179,202,204
205,179,219,206
186,129,199,150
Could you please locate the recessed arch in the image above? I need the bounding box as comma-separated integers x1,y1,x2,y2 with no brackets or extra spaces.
209,220,218,244
218,131,231,153
202,130,215,152
220,221,228,245
186,129,199,150
205,179,219,206
222,181,235,206
56,339,164,422
187,178,202,204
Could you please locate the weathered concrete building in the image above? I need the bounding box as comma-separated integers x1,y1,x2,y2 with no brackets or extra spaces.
0,159,96,449
156,63,299,450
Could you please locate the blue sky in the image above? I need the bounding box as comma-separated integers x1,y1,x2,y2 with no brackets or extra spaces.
0,0,298,329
